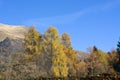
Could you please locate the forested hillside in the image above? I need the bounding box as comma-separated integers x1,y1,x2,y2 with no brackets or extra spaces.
0,25,120,80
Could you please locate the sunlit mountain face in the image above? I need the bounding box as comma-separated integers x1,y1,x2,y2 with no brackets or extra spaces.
0,24,27,41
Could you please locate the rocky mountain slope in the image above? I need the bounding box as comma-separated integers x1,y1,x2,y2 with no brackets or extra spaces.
0,24,27,53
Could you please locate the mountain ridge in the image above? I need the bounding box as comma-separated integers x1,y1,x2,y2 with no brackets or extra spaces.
0,23,27,41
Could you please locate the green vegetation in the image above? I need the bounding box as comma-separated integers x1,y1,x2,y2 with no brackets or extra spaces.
0,26,120,80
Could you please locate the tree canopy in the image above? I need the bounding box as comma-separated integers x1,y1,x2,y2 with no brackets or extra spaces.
0,25,120,79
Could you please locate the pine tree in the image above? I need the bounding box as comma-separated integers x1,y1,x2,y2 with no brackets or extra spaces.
115,39,120,72
117,40,120,62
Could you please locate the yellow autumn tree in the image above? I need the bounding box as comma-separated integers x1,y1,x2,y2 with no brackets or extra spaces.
44,26,68,77
76,61,87,77
62,33,72,49
24,26,41,54
52,41,68,77
62,33,77,76
87,46,109,75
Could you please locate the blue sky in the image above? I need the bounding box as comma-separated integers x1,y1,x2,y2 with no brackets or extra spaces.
0,0,120,52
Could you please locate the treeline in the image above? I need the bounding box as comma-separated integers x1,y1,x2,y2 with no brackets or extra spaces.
0,26,120,80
